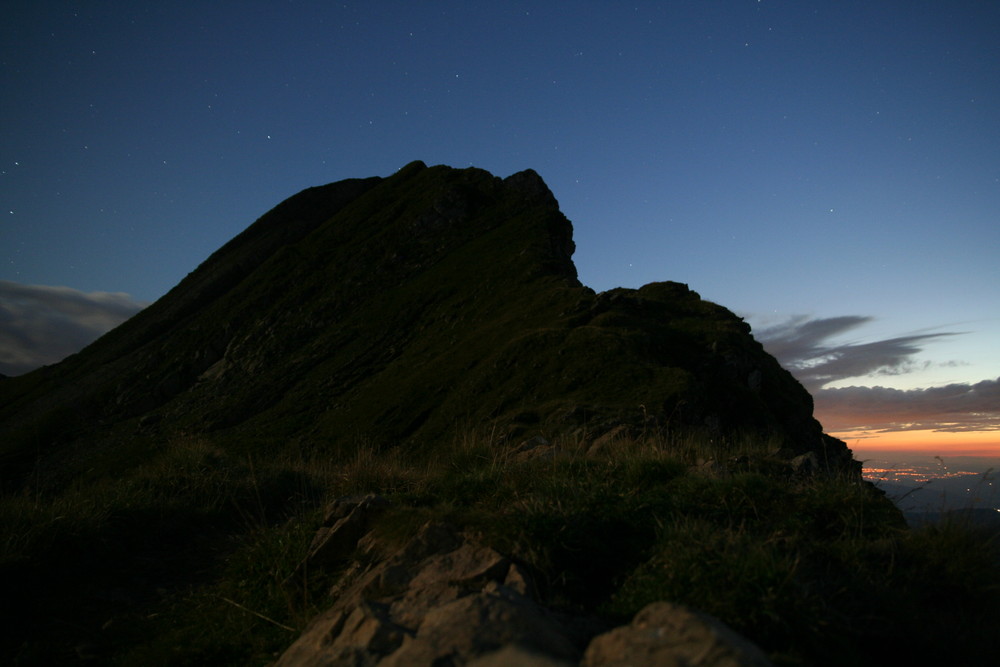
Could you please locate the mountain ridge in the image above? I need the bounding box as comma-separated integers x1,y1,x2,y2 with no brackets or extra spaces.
0,161,855,487
8,163,998,667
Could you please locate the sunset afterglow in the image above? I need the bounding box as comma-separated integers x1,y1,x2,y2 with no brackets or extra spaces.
833,428,1000,457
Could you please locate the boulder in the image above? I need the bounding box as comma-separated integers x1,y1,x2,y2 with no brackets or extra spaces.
379,584,579,666
582,602,774,667
277,521,593,666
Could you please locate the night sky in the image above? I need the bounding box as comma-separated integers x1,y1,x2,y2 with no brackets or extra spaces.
2,1,998,455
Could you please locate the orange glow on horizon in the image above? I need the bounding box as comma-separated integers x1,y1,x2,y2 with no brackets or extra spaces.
833,428,1000,458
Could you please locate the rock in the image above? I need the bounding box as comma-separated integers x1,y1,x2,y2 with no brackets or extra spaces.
279,510,781,667
789,452,818,475
515,435,550,451
503,169,560,210
386,540,511,629
582,601,774,667
586,424,632,456
379,585,580,666
274,601,410,667
512,436,561,462
408,541,510,589
469,644,575,666
302,495,390,568
277,521,591,666
395,521,463,562
502,562,533,597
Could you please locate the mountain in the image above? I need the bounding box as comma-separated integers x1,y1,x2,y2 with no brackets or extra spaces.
7,163,999,667
0,161,855,486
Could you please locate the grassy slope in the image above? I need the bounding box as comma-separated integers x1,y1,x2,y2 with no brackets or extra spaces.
1,162,845,493
0,174,384,482
2,431,997,666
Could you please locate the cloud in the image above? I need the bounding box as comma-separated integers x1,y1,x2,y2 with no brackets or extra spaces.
813,379,1000,433
0,280,147,376
753,315,999,434
754,315,961,393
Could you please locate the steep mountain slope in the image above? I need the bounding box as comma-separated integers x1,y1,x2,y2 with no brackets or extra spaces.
0,161,854,486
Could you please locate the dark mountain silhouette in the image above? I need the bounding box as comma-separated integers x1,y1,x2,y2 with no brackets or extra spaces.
8,163,998,667
0,161,855,486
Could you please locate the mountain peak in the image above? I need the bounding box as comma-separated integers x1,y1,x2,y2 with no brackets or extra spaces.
504,168,557,204
0,162,856,485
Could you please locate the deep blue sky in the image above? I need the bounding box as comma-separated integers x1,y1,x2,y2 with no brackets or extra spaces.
2,1,998,451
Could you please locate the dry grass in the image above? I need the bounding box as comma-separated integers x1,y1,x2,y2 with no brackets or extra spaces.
2,430,998,665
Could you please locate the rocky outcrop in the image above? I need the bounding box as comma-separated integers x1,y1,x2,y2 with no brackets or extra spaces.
277,516,586,666
300,494,392,570
582,602,774,667
276,495,773,667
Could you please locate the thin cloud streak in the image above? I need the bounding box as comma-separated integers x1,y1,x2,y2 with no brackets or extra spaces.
0,280,146,376
815,379,1000,434
755,315,998,435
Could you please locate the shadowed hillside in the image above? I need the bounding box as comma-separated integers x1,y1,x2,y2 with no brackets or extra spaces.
2,163,998,666
0,161,852,488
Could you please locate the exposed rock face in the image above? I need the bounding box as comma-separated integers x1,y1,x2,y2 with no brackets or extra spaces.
0,160,856,486
277,514,586,666
276,495,773,667
301,494,392,569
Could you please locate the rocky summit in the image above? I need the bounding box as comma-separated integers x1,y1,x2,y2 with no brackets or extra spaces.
0,161,853,485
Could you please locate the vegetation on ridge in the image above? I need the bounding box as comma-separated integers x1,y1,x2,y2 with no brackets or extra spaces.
1,162,853,490
2,430,997,665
